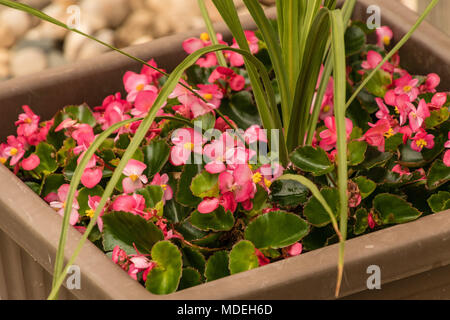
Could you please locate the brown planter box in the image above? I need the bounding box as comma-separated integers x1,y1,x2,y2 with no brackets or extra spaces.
0,0,449,300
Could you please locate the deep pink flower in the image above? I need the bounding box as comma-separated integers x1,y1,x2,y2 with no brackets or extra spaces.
4,135,26,166
122,159,148,193
131,89,159,117
21,154,40,171
368,212,376,229
376,26,393,48
319,117,353,151
428,92,447,110
286,243,303,257
219,192,237,213
111,194,146,217
408,99,430,132
420,73,440,93
48,184,80,226
226,31,259,67
140,59,164,84
182,32,226,68
219,164,256,203
198,197,220,214
411,129,435,152
444,150,450,167
86,195,105,232
81,167,103,189
394,74,419,102
363,119,391,152
123,71,154,102
361,50,393,73
375,97,391,121
112,245,128,265
255,248,270,266
392,164,411,176
197,84,223,109
15,105,40,139
208,66,245,91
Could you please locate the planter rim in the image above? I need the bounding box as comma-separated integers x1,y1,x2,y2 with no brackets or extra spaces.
0,0,449,300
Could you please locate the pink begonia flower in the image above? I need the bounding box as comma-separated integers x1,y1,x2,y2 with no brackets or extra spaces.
122,159,148,194
255,248,270,266
112,245,128,266
156,218,183,241
182,32,226,68
226,31,260,67
131,89,160,117
0,143,10,165
55,118,78,132
362,119,391,152
319,78,334,120
140,58,164,84
219,192,237,213
286,243,303,257
72,124,95,154
170,81,217,118
319,116,353,151
172,104,192,119
395,94,413,126
361,50,394,73
170,128,205,166
411,129,435,152
376,26,393,48
123,71,154,102
394,74,419,102
219,164,256,203
21,154,40,171
203,133,237,174
398,125,413,144
98,97,132,133
112,194,146,217
215,116,236,132
81,167,103,189
257,163,284,191
15,105,40,138
375,97,391,121
198,197,220,214
392,164,411,176
85,195,105,232
428,92,447,110
368,212,376,229
408,99,430,132
4,135,26,166
443,133,450,167
197,84,223,109
420,73,440,93
48,184,80,226
150,173,173,201
208,67,246,91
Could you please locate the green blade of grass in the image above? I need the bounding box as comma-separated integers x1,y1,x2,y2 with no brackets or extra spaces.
329,9,348,298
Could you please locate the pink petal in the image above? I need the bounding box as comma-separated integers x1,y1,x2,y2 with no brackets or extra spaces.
205,161,226,174
287,243,303,257
122,177,144,194
198,198,220,214
81,167,103,189
21,154,40,171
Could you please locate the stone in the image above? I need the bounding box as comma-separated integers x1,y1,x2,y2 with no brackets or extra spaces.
79,0,131,30
115,11,154,47
63,24,93,61
0,49,10,79
10,47,47,77
47,50,66,68
0,25,16,48
77,29,115,60
0,9,32,38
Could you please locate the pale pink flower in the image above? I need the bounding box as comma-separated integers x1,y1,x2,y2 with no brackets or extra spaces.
408,99,430,132
21,154,40,171
319,116,353,151
122,159,148,193
48,184,80,226
376,26,393,48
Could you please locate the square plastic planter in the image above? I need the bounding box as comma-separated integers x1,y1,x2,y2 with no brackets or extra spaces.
0,0,449,300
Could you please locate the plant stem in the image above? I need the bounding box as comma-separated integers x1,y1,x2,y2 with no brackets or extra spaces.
198,0,228,67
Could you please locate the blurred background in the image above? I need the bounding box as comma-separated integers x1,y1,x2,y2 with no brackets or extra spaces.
0,0,447,81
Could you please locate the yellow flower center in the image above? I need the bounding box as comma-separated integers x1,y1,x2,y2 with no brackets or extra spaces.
203,93,213,101
85,209,95,218
403,85,412,93
264,178,272,189
384,128,395,139
323,105,331,113
130,174,139,182
161,184,167,191
25,118,32,124
0,157,6,164
383,35,391,46
184,142,194,151
248,164,253,170
136,83,145,91
200,32,210,42
9,147,18,156
252,172,262,184
416,139,427,149
394,106,400,114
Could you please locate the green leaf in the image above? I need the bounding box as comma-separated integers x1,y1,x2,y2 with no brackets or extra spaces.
63,104,97,127
348,140,367,166
190,207,235,232
146,241,182,295
425,107,449,129
269,179,309,207
220,92,262,130
25,182,41,195
181,246,206,275
178,267,202,291
77,185,104,216
363,69,392,97
175,220,209,242
427,160,450,190
229,240,259,275
245,211,309,249
193,112,216,132
190,171,219,198
136,185,164,208
353,176,376,199
427,191,450,213
176,164,203,207
142,140,170,178
359,146,393,169
373,193,422,224
290,146,335,176
354,208,369,235
34,142,58,176
304,188,339,227
102,211,164,255
41,174,66,197
385,133,404,152
205,251,230,282
345,24,366,56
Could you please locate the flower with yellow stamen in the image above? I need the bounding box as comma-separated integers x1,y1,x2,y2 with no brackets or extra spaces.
264,178,272,189
9,147,18,156
383,36,391,46
203,93,213,100
184,142,194,151
415,139,428,149
384,128,395,139
200,32,210,42
129,174,139,182
252,172,262,184
85,209,95,218
0,157,6,164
